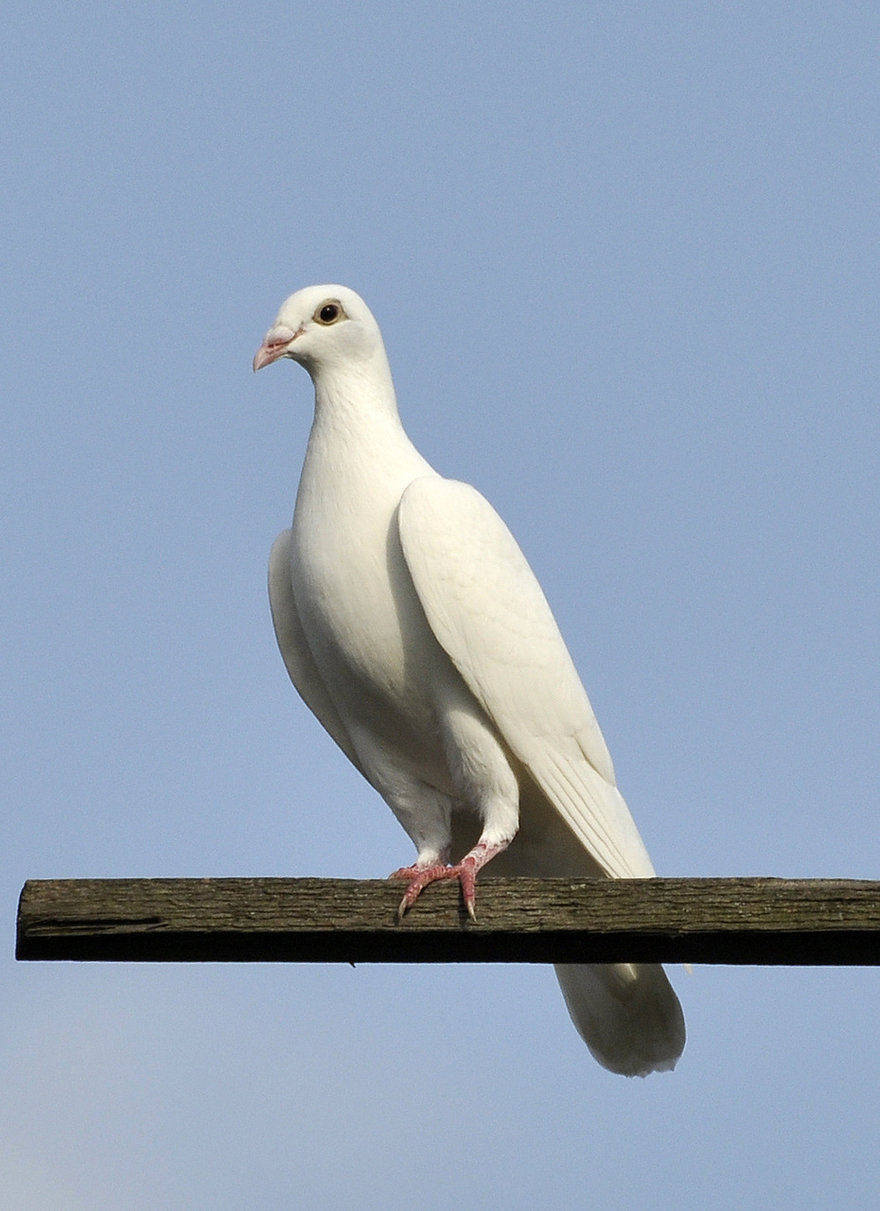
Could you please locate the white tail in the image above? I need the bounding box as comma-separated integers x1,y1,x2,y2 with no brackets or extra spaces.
555,962,686,1076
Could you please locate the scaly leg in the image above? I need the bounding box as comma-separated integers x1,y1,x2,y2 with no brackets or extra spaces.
391,836,511,922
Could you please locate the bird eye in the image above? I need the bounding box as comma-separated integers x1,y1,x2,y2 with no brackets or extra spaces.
314,301,344,325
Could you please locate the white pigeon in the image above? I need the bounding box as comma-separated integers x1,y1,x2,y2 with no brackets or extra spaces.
254,285,685,1076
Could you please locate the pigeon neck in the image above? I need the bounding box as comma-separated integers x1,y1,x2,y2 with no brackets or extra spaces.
310,352,405,435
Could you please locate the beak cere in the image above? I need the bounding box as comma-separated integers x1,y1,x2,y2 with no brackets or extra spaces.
252,323,300,372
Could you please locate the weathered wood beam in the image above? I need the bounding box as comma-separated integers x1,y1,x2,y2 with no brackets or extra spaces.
15,877,880,965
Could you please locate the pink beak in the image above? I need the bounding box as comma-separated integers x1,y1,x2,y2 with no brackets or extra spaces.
253,323,299,372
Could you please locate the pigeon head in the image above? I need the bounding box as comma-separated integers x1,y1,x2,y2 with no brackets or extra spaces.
253,285,383,377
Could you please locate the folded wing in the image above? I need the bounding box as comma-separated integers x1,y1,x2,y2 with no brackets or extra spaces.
397,477,654,880
268,528,365,777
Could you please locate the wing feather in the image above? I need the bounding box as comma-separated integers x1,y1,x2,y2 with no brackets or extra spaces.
268,529,365,776
397,478,654,879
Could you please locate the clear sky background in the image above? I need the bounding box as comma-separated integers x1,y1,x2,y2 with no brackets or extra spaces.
3,4,879,1207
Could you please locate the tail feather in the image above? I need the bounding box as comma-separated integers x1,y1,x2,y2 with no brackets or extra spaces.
555,962,686,1077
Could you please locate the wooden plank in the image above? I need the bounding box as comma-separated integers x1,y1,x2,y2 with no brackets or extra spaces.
15,877,880,965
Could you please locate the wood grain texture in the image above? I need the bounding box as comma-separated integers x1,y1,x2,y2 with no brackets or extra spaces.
16,877,880,965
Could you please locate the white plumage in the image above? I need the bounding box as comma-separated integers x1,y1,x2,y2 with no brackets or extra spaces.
254,285,685,1075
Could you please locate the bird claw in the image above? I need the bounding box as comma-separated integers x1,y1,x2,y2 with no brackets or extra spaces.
390,859,478,922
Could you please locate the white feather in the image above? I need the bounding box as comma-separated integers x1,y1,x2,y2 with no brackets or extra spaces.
256,284,685,1075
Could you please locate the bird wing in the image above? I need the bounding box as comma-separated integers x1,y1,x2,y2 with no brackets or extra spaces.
268,529,366,776
397,477,655,880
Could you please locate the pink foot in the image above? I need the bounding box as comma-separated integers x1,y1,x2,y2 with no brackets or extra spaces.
390,840,508,922
390,859,478,921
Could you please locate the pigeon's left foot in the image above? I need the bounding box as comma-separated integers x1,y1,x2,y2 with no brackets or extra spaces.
391,839,509,922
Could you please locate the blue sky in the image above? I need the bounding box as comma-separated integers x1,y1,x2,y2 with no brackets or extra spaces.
3,3,878,1207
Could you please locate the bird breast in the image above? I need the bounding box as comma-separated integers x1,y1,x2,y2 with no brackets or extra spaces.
289,432,450,743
